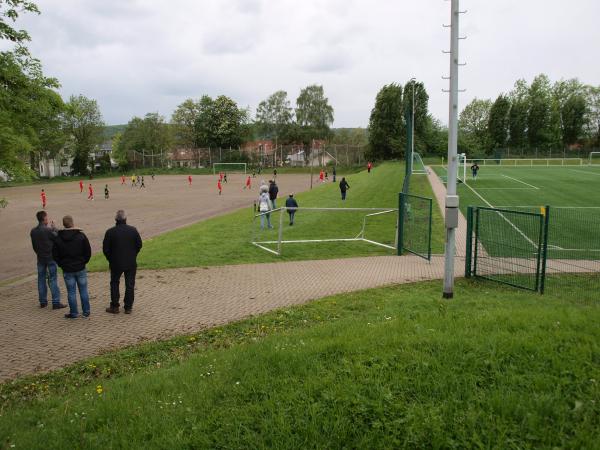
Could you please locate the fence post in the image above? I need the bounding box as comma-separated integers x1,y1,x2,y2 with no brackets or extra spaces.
539,205,550,294
397,192,405,256
465,206,473,277
473,208,480,277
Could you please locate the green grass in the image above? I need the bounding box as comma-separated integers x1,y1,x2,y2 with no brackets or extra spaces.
88,163,445,271
1,278,598,449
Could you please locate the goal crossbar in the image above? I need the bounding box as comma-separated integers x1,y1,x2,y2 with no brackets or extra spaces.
465,158,583,166
252,207,398,256
213,162,247,174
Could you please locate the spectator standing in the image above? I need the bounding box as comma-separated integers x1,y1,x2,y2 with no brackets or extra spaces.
339,177,350,201
30,211,65,309
53,215,92,319
269,179,279,209
258,188,273,229
103,210,143,314
285,193,299,226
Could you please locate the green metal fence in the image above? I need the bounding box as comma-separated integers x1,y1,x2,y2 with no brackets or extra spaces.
397,193,433,261
466,205,600,296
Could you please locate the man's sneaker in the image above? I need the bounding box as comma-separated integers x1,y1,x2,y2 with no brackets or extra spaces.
52,303,67,310
64,313,79,319
124,309,132,314
40,303,48,308
105,306,120,314
82,312,90,318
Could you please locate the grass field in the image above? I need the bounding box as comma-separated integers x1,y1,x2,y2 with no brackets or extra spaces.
87,163,445,271
1,277,598,449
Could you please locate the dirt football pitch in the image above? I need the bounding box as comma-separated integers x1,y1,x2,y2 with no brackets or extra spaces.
0,173,311,282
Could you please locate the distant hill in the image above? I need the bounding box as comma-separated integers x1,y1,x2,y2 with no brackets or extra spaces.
103,124,127,140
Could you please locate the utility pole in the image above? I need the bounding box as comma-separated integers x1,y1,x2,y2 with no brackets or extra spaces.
411,77,416,173
442,0,466,299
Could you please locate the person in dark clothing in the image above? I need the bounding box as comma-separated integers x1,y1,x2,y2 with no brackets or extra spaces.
103,210,143,314
30,211,65,309
104,184,110,199
332,166,337,182
268,180,279,209
285,193,299,225
53,215,92,319
339,177,350,200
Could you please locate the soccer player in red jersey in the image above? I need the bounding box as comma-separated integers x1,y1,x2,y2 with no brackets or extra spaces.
188,175,192,186
217,179,222,195
121,175,125,185
88,184,94,200
79,180,84,193
41,189,47,208
244,176,251,190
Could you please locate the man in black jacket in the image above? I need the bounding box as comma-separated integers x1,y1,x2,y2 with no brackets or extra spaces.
285,193,298,226
30,210,65,309
53,215,92,319
103,210,142,314
269,180,279,209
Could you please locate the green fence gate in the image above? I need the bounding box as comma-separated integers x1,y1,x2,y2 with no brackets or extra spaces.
397,192,433,261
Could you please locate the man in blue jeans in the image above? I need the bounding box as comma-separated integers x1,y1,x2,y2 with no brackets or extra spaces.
30,211,65,309
53,215,92,318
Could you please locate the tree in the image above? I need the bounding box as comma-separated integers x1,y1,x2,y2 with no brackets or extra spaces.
459,98,492,154
527,74,553,150
367,83,404,160
0,0,39,45
171,99,201,148
118,113,173,167
62,95,105,175
422,116,448,156
194,95,249,148
488,94,511,149
295,85,334,142
552,79,587,147
255,90,293,143
584,85,600,147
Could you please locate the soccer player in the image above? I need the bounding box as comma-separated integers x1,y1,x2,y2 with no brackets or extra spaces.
41,189,47,208
319,170,324,183
188,175,192,186
217,179,222,195
88,184,94,201
273,169,277,180
151,173,155,181
79,180,84,193
367,162,372,173
140,176,146,189
223,173,228,183
104,184,110,200
121,175,125,185
244,175,252,190
131,175,136,187
471,162,480,180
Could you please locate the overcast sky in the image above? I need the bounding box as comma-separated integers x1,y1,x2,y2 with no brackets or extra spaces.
9,0,600,127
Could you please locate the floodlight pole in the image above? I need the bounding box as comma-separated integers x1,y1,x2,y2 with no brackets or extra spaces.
442,0,464,299
410,77,416,174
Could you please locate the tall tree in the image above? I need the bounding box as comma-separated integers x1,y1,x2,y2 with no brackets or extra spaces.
488,94,511,149
295,85,334,142
527,74,553,150
584,85,600,147
402,80,429,137
255,90,293,143
171,99,201,148
459,98,492,154
194,95,249,148
367,83,404,160
62,95,105,175
118,113,173,165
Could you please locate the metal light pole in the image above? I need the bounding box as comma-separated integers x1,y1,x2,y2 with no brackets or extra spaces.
442,0,465,299
410,78,416,173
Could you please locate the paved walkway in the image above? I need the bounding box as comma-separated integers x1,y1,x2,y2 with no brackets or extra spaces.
0,255,464,382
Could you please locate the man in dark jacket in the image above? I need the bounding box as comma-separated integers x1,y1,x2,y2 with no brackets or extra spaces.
269,180,279,209
103,210,142,314
53,215,92,318
30,211,65,309
339,177,350,201
285,193,299,226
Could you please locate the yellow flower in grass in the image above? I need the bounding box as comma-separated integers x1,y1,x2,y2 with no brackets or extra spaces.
96,385,103,394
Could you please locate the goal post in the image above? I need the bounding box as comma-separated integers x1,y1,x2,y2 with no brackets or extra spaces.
213,162,247,174
251,207,398,256
411,152,428,175
590,152,600,166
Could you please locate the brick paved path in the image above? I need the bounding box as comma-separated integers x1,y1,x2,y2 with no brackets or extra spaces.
0,255,463,382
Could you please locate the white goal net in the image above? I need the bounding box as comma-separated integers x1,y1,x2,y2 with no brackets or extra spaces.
589,152,600,166
251,207,398,256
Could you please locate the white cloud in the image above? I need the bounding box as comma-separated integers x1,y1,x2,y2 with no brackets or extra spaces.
12,0,600,127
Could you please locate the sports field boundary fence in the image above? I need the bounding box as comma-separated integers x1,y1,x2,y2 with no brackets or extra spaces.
465,205,599,296
398,193,433,261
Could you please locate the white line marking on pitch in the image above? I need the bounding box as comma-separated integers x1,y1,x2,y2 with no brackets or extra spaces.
569,169,600,177
501,174,539,189
463,183,538,248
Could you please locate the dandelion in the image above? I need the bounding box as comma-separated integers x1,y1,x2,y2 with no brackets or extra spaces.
96,385,103,394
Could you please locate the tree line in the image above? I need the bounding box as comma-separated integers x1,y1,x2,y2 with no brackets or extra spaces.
459,75,600,157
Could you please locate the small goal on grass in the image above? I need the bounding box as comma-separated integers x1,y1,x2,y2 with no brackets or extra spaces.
213,162,247,174
252,207,398,256
589,152,600,166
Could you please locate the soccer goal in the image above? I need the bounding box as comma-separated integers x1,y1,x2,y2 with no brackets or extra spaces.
213,162,246,174
412,152,428,175
590,152,600,166
251,207,398,256
458,153,468,184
